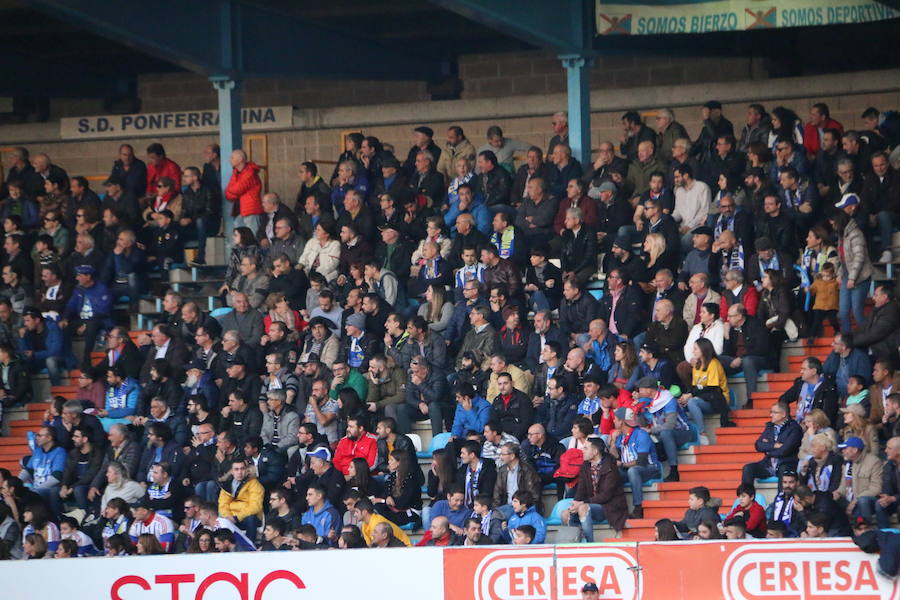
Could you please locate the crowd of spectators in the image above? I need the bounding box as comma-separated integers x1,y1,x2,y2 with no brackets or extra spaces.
0,99,899,560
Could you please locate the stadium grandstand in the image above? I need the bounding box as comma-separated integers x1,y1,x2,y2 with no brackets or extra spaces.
0,0,899,598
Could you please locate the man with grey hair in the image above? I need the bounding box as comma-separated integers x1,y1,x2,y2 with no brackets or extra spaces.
256,192,298,249
411,149,446,205
654,108,689,163
59,399,106,448
560,206,598,285
493,441,542,519
548,111,569,158
216,292,264,347
88,423,141,501
261,389,300,456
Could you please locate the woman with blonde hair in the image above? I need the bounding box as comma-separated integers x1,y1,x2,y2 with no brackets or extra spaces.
799,432,842,512
417,283,453,333
22,532,48,559
798,408,837,462
840,403,878,451
640,232,677,280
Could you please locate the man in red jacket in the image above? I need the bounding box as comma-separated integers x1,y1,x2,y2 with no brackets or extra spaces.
146,143,182,197
803,103,843,159
225,149,264,236
333,415,378,475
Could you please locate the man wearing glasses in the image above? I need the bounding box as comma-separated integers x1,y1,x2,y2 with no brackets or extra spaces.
740,402,802,487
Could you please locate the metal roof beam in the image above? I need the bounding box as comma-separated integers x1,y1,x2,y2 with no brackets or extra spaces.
429,0,593,54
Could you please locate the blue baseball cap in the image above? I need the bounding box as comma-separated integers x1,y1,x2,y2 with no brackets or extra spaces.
837,436,865,450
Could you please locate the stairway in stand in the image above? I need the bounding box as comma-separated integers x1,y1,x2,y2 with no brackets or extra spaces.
0,331,149,474
609,334,836,541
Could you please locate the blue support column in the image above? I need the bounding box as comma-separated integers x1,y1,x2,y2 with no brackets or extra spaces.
560,54,593,168
212,76,242,245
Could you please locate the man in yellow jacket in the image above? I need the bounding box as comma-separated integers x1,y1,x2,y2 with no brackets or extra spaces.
218,458,264,542
356,497,411,547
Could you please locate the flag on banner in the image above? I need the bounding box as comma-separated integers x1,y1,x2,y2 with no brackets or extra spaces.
595,0,900,35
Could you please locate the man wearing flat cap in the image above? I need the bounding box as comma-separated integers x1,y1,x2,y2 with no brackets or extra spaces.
369,154,410,205
402,125,442,179
690,100,734,162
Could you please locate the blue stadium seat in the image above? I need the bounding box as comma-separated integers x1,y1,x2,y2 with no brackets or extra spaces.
210,307,233,319
755,476,779,484
399,522,417,531
416,432,452,459
545,499,574,526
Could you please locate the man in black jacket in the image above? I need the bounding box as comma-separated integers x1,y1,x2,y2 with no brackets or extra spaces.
408,150,446,207
476,150,512,210
295,161,331,214
108,143,148,201
294,446,345,513
559,279,599,342
390,358,448,436
719,303,771,399
373,417,415,475
183,422,218,501
597,269,645,341
851,285,900,365
491,372,533,440
137,422,186,483
0,344,31,410
220,389,263,447
559,207,598,285
741,402,802,485
875,436,900,528
401,126,442,180
778,357,840,427
180,166,217,265
524,310,568,372
59,425,103,511
455,439,498,509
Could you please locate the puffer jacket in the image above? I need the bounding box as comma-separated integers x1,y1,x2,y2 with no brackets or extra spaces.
225,161,263,216
839,219,873,284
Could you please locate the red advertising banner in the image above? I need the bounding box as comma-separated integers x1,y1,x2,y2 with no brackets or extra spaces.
639,539,899,600
444,544,640,600
443,540,896,600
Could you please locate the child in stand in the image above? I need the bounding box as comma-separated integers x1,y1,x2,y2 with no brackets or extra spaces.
808,262,839,338
32,234,60,285
471,494,505,544
723,482,767,538
675,486,721,538
149,209,183,270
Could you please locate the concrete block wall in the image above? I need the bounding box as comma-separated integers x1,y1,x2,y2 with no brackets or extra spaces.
17,82,900,209
457,50,758,98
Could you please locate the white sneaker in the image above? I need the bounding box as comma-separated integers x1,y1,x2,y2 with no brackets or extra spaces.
699,433,711,446
878,250,893,264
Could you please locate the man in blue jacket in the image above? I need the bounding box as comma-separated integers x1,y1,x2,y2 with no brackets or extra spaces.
21,426,67,514
19,308,64,385
740,402,803,486
822,332,871,398
301,483,340,545
61,265,113,369
450,384,492,440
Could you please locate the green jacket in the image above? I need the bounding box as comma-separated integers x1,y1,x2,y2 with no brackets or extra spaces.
330,368,369,401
